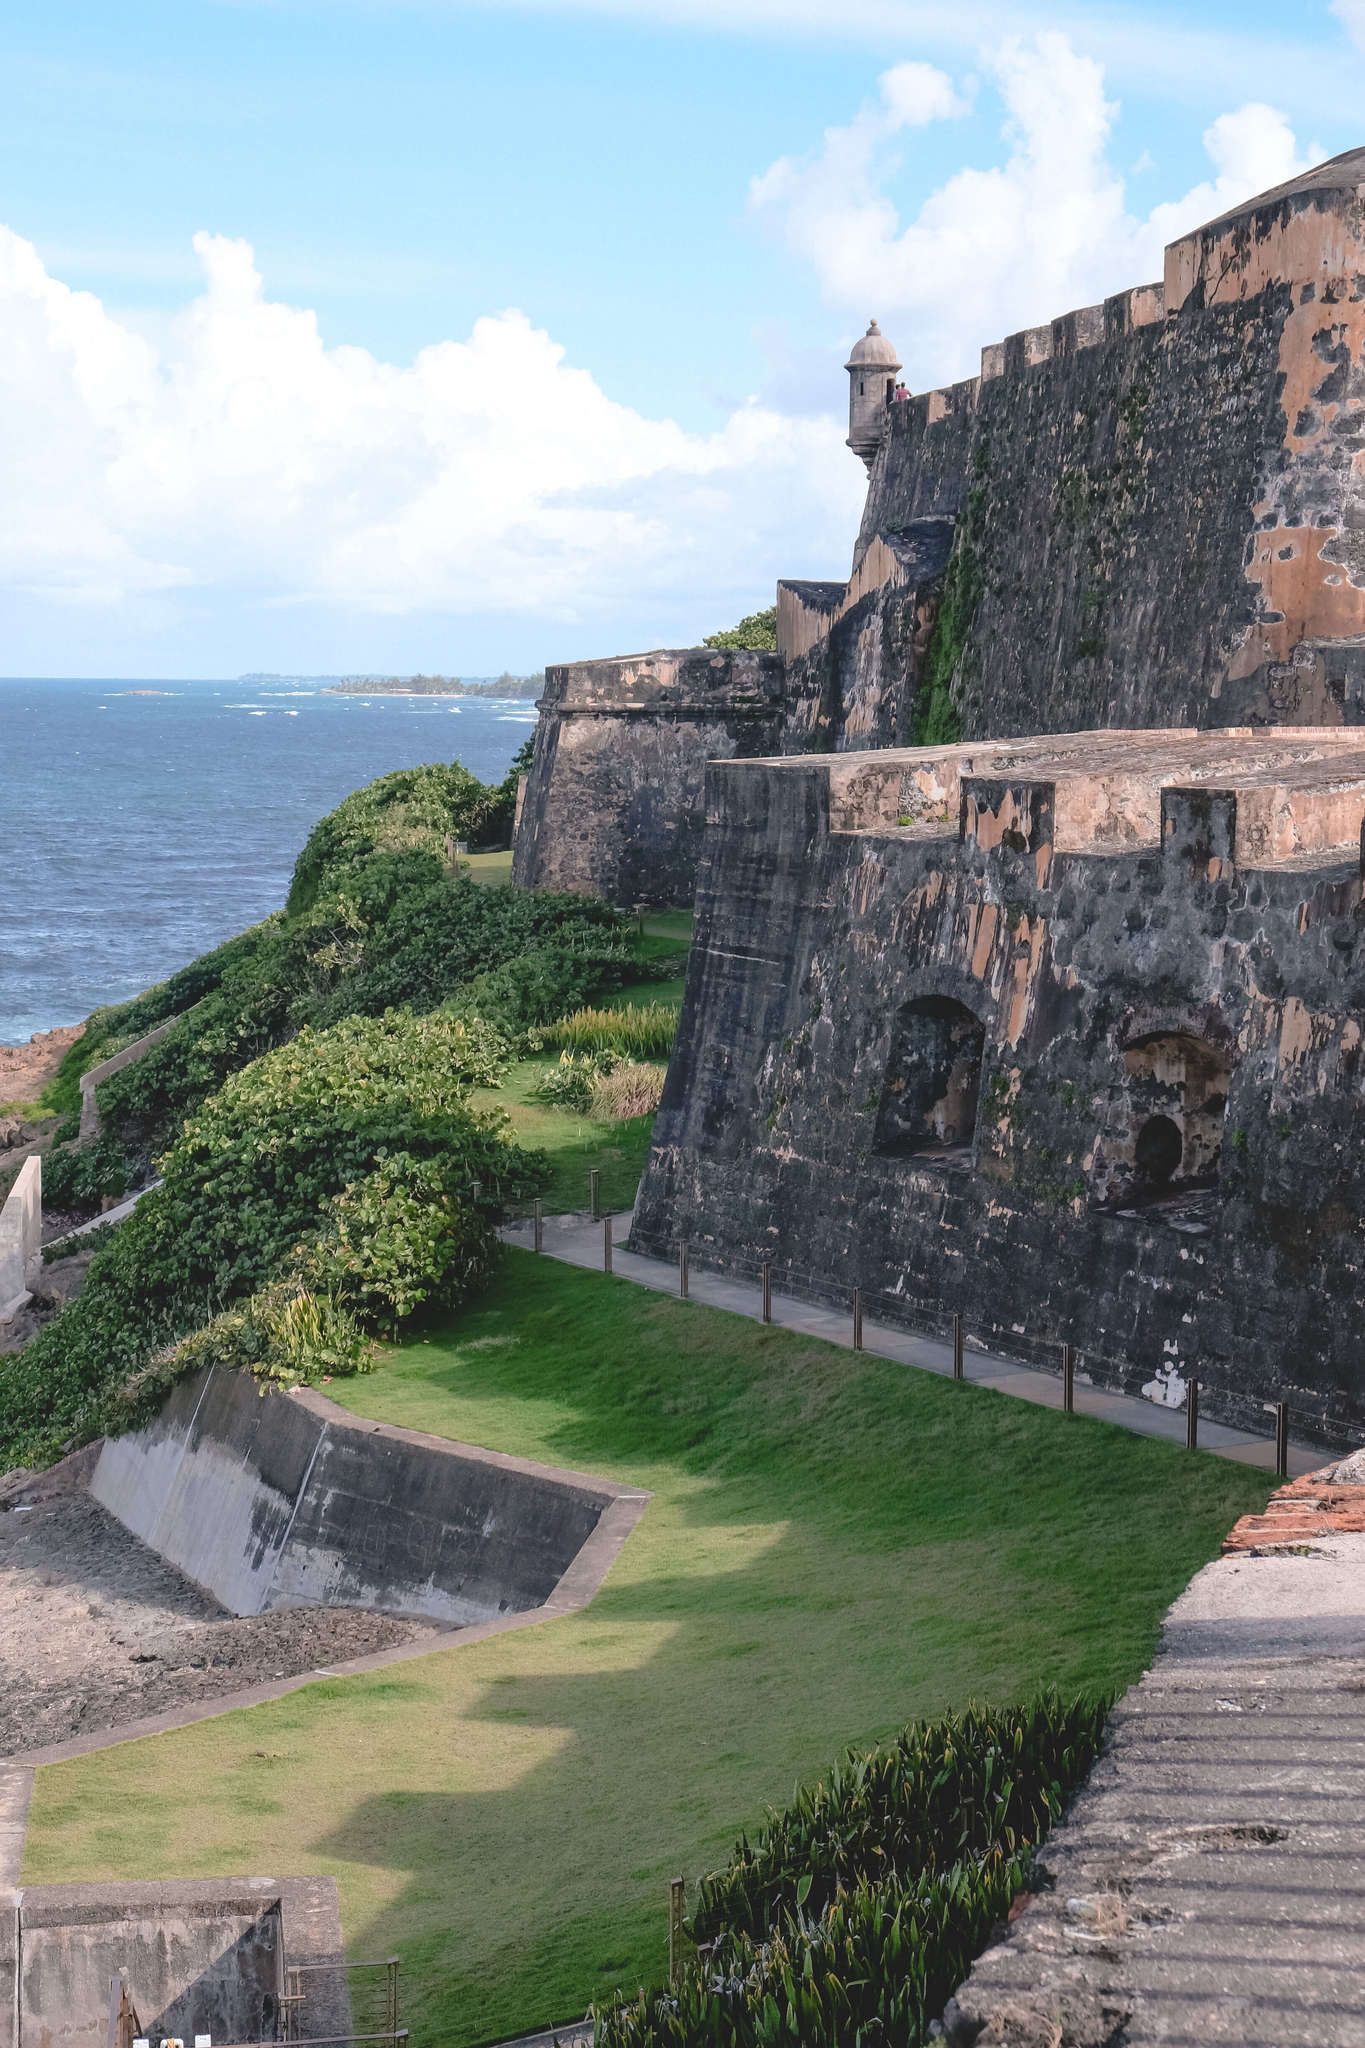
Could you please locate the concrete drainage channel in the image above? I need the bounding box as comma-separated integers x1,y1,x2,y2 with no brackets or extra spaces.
0,1366,649,2047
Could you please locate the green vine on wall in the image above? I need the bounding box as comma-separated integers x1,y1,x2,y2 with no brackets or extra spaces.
912,487,983,746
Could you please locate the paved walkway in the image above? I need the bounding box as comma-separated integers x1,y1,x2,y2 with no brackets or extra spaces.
502,1211,1321,1476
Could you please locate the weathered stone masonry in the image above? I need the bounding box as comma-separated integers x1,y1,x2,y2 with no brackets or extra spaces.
512,648,785,904
517,148,1365,906
631,731,1365,1442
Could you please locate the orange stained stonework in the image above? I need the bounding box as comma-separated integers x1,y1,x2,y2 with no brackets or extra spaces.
1169,202,1365,666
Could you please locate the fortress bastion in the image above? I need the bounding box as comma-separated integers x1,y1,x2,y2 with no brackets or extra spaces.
516,144,1365,907
630,728,1365,1442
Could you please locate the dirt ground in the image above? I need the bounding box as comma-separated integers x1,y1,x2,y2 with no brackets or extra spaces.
0,1490,444,1757
0,1023,81,1110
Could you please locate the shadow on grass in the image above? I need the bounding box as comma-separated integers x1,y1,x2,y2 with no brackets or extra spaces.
309,1250,1271,2043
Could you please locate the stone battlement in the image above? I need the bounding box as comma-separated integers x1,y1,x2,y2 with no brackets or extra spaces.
632,724,1365,1441
758,728,1365,866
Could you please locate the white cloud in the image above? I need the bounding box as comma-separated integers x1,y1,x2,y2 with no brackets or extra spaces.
750,35,1321,391
1333,0,1365,54
0,227,864,620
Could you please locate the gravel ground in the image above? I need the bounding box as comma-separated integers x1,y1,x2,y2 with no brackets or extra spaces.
0,1492,444,1757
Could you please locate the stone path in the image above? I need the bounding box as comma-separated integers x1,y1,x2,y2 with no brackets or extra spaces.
501,1210,1321,1476
944,1531,1365,2046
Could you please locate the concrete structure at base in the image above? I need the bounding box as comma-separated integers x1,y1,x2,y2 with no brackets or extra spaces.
93,1364,618,1624
7,1875,346,2048
0,1157,40,1324
515,146,1365,906
630,729,1365,1442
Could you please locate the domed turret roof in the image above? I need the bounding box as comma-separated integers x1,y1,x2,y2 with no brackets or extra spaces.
845,319,901,371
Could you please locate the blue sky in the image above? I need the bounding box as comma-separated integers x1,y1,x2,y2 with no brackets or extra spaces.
1,0,1362,676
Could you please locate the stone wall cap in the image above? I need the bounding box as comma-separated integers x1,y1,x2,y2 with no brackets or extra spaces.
1189,141,1365,239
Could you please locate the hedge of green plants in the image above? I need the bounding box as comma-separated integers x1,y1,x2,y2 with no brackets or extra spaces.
594,1695,1107,2048
43,750,627,1199
4,1009,540,1469
14,743,692,1474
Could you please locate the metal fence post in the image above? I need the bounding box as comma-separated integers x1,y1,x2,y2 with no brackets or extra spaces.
588,1168,601,1222
669,1876,686,1988
761,1260,772,1324
679,1240,689,1299
952,1313,964,1381
1062,1342,1075,1415
533,1197,543,1254
1186,1377,1200,1451
1275,1400,1289,1479
852,1287,863,1351
604,1215,613,1274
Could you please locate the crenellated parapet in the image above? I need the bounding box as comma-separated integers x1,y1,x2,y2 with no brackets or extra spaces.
821,147,1365,740
515,145,1365,909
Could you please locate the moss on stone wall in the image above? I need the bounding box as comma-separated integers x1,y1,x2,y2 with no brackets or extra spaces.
912,491,982,746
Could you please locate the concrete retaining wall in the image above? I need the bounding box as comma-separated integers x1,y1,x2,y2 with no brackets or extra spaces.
91,1367,614,1625
14,1876,343,2048
0,1158,40,1323
78,1014,185,1142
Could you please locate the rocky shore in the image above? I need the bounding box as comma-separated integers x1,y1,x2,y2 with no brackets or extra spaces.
0,1023,82,1111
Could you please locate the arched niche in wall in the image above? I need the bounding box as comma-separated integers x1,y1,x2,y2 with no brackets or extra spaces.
873,995,986,1163
1093,1029,1234,1207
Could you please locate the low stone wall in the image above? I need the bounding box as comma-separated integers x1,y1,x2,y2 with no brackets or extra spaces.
14,1875,344,2048
91,1366,616,1624
0,1157,39,1323
78,1013,184,1142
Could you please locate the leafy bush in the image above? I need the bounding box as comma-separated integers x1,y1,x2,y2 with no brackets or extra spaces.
534,1052,605,1112
0,1009,538,1469
593,1696,1107,2048
537,1003,678,1060
703,607,778,652
689,1696,1106,1943
88,877,626,1184
597,1855,1023,2048
297,1153,501,1333
41,1134,129,1212
588,1062,665,1120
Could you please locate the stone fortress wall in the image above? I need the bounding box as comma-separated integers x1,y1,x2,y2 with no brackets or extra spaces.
630,729,1365,1441
515,146,1365,905
512,647,785,903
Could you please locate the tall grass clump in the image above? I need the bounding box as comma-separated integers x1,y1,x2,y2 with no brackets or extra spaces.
594,1694,1107,2048
538,1002,678,1060
588,1062,665,1120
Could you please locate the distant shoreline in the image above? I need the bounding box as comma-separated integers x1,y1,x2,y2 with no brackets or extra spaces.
323,686,540,701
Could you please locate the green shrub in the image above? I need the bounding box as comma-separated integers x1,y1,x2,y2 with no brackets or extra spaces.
593,1695,1108,2048
296,1153,501,1332
90,877,626,1182
537,1002,678,1060
0,1009,538,1470
41,1135,129,1212
87,1279,373,1445
597,1854,1023,2048
703,606,778,652
534,1051,609,1112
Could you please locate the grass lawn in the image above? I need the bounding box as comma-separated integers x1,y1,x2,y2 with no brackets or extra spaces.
459,849,514,885
25,1254,1270,2046
473,1057,662,1215
470,902,692,1214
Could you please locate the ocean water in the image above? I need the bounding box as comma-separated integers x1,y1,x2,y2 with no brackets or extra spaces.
0,678,538,1045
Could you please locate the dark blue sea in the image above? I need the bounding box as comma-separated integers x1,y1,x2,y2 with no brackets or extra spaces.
0,678,538,1045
